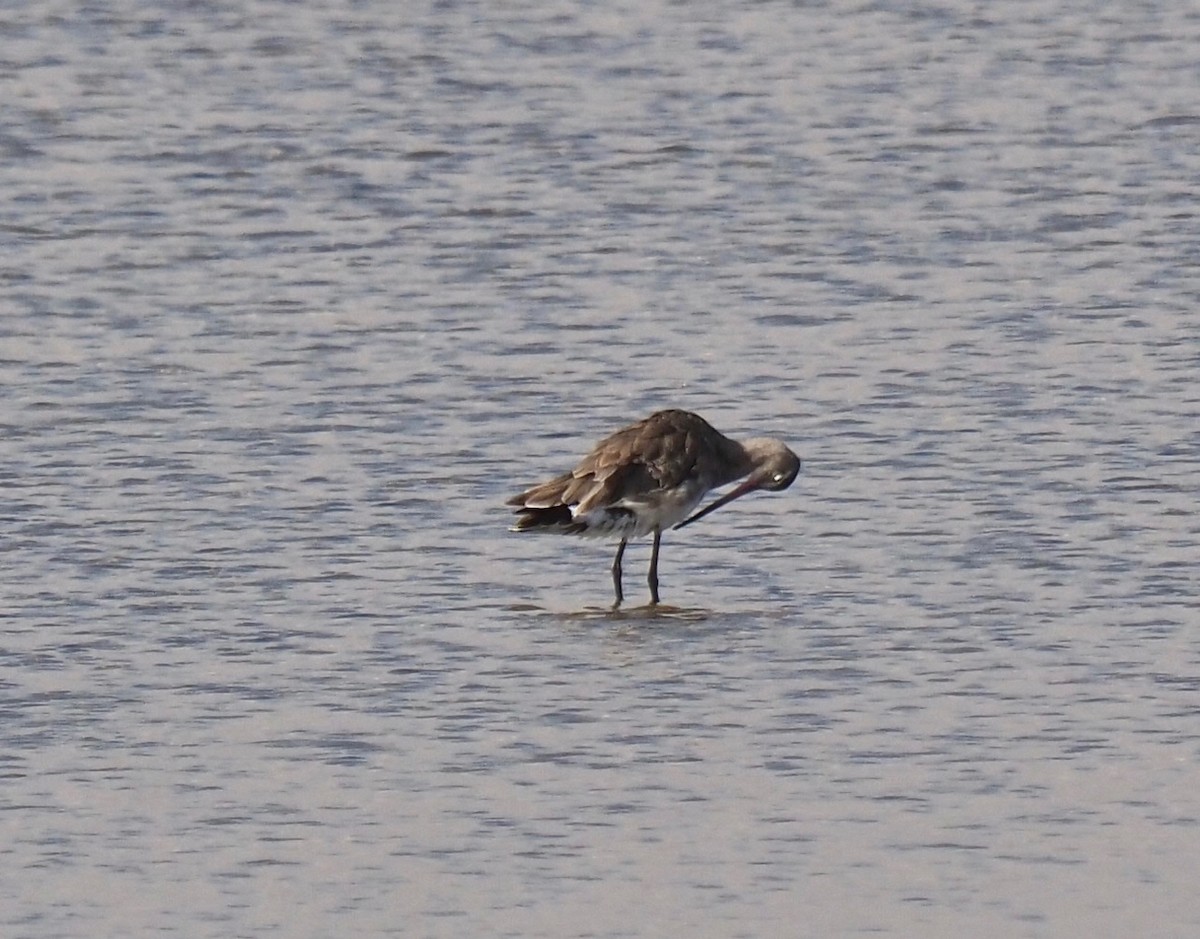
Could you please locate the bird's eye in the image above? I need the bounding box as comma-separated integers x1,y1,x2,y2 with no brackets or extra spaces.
772,473,786,484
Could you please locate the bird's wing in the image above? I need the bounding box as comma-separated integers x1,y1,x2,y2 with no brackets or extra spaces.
569,413,704,513
508,411,725,513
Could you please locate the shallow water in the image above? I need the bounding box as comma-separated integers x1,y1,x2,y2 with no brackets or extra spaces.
3,1,1199,936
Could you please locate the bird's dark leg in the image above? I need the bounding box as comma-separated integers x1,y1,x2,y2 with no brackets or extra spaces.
647,529,661,605
611,539,626,609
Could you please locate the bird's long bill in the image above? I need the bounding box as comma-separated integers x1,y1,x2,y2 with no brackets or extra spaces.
674,477,761,530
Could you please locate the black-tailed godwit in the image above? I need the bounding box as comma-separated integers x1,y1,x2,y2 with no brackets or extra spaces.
507,409,800,607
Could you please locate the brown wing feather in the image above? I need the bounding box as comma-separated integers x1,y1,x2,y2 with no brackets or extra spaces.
568,410,716,506
506,472,573,508
508,409,737,513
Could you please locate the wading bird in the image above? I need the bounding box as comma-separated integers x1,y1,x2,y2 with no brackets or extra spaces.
507,409,800,607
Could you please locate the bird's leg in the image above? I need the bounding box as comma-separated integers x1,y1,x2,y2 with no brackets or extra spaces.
611,539,626,609
647,529,661,605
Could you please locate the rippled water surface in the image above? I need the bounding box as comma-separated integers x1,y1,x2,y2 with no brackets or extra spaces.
3,1,1199,936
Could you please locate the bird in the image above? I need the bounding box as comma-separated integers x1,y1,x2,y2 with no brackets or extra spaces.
506,409,800,608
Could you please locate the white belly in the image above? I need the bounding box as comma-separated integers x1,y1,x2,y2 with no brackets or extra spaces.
572,485,707,540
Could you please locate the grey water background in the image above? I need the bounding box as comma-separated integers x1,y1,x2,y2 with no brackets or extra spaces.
3,0,1199,936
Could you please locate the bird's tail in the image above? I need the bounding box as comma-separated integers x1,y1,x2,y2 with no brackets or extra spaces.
507,473,585,533
509,504,586,534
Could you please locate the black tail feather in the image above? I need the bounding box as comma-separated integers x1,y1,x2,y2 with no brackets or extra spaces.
510,504,585,534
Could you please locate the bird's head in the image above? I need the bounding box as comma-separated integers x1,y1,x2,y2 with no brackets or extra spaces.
674,438,800,529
